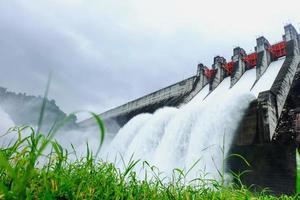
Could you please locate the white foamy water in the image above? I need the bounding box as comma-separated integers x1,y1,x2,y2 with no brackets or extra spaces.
104,58,285,181
188,84,210,105
252,57,285,97
151,77,232,176
0,106,16,148
54,128,114,160
0,106,14,134
103,113,152,163
123,107,177,165
0,58,285,182
185,69,256,180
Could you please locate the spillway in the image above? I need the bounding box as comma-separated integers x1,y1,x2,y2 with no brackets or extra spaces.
1,23,300,195
103,57,285,181
252,57,285,97
71,24,300,194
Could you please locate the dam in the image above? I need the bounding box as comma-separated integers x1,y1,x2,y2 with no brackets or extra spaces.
79,24,300,194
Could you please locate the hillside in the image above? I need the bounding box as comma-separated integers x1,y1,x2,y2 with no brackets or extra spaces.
0,87,77,131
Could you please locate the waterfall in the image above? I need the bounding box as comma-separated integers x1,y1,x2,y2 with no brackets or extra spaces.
0,58,286,182
123,107,177,166
103,58,285,181
103,113,152,164
251,58,285,96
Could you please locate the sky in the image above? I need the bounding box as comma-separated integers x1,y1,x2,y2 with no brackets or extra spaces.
0,0,300,121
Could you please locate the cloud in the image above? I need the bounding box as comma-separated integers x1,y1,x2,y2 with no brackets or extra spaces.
0,0,299,121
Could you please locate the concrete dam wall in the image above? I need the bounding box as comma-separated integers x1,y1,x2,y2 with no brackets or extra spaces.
80,70,208,132
80,24,299,137
80,24,300,194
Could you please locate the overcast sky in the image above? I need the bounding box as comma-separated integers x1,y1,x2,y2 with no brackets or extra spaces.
1,0,300,121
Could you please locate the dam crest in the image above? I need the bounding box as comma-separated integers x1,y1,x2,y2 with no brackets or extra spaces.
80,24,300,194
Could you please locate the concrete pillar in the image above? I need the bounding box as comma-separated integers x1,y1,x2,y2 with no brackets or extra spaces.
272,24,300,117
197,63,208,87
180,63,210,105
255,36,272,80
210,56,227,91
231,47,247,87
257,91,278,142
257,24,300,143
283,24,300,56
296,113,300,144
284,24,299,43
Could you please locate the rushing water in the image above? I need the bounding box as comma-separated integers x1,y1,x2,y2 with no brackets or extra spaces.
0,106,15,148
0,58,285,181
102,58,285,180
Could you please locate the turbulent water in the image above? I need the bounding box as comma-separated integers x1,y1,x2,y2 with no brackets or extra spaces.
251,58,285,96
0,106,16,148
103,72,256,180
101,58,285,181
0,58,285,181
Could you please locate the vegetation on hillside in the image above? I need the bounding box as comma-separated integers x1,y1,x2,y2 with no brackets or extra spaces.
0,87,77,131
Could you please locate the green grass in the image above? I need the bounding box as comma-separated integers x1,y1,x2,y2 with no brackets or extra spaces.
0,80,298,199
0,126,298,200
296,149,300,194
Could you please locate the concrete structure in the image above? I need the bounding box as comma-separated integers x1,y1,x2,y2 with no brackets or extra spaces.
181,63,209,104
232,24,300,145
231,47,247,87
257,24,300,142
210,56,227,91
255,36,272,80
80,63,209,131
296,113,300,139
79,24,300,194
230,24,300,195
230,54,300,195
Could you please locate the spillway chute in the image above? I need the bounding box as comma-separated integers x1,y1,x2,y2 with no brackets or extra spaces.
75,24,300,194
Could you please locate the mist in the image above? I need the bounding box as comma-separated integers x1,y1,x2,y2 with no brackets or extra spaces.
1,0,300,121
0,107,14,132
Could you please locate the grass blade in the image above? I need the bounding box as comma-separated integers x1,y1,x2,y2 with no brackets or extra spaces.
37,72,52,135
89,112,105,157
296,149,300,193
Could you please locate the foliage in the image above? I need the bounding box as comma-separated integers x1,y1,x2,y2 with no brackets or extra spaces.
0,80,298,199
0,126,298,200
0,86,77,131
296,149,300,194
